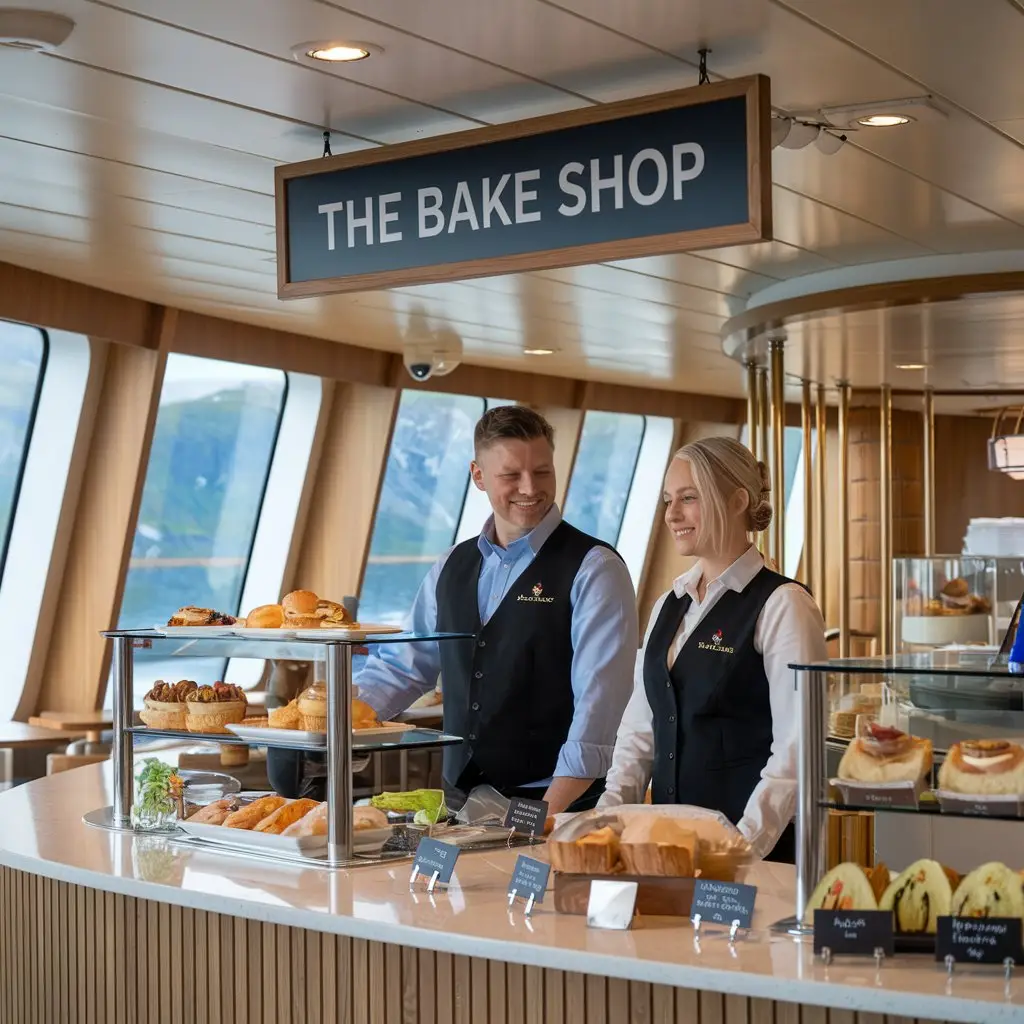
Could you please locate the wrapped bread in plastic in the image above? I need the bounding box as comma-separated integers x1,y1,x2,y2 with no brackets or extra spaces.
619,817,697,877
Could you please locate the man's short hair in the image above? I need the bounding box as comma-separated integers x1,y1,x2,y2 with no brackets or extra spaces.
474,405,555,455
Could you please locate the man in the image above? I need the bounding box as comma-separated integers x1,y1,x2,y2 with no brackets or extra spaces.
355,405,638,814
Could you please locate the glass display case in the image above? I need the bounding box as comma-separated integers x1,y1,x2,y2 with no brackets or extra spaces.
789,650,1024,933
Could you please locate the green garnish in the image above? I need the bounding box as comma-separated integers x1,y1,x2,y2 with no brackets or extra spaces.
134,758,183,818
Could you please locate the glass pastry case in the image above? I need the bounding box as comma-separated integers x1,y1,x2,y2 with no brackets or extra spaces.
789,649,1024,942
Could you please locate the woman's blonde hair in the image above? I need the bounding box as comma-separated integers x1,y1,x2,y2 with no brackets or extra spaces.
672,436,773,551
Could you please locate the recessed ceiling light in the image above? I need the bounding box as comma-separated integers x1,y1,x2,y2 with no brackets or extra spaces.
0,9,75,50
291,40,380,64
857,113,913,127
896,363,927,370
523,348,555,356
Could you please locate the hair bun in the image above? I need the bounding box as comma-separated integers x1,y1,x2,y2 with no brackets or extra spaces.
747,496,774,533
756,459,772,495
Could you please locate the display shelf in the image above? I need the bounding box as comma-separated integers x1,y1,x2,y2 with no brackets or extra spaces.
818,799,1023,823
791,649,1015,676
128,725,465,754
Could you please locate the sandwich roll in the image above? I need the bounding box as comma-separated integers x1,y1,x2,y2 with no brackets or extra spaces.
836,722,933,785
951,862,1024,919
316,599,351,625
937,740,1024,796
253,798,321,835
879,858,952,934
244,604,284,629
281,590,319,620
802,863,878,923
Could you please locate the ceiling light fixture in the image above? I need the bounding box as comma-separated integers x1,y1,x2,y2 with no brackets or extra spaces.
988,408,1024,481
0,9,75,50
896,363,927,370
858,113,913,127
523,348,555,356
821,96,945,129
291,40,380,64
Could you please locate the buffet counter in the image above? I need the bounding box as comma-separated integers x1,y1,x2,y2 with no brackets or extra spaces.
0,765,1019,1024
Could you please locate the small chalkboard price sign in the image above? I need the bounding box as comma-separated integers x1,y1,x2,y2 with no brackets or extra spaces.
409,837,460,893
936,917,1023,967
507,855,550,915
503,797,548,837
690,879,757,938
813,910,894,959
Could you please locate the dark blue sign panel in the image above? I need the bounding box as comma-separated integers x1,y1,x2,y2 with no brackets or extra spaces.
276,76,770,297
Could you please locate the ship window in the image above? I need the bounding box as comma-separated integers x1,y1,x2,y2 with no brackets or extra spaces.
359,390,485,624
563,411,646,546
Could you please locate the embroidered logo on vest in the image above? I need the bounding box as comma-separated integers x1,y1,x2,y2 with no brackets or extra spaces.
517,580,556,604
697,628,735,654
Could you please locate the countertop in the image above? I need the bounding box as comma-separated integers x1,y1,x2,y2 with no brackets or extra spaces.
0,765,1020,1024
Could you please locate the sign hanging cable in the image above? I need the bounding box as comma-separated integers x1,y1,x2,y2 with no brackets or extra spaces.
697,47,711,85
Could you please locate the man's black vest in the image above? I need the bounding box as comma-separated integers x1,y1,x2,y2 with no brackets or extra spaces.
643,566,791,823
436,520,613,791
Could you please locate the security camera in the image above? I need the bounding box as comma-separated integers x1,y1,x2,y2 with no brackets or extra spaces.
402,328,462,382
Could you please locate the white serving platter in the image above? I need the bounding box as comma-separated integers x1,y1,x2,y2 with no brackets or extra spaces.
176,820,392,857
292,624,405,641
152,624,239,638
228,626,300,638
225,720,417,746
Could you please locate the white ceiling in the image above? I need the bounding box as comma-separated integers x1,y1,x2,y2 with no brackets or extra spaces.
3,0,1024,401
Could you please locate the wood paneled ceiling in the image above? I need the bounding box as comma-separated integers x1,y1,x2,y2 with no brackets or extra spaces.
4,0,1024,401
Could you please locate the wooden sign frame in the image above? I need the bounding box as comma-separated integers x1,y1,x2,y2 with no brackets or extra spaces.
275,75,771,299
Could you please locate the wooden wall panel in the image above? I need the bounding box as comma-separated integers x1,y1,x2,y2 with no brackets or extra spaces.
291,382,400,602
37,319,173,712
0,865,955,1024
536,406,584,508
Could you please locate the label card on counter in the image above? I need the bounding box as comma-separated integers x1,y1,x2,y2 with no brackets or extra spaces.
503,797,548,836
813,910,894,957
411,837,460,885
936,916,1023,965
508,855,550,904
690,879,757,930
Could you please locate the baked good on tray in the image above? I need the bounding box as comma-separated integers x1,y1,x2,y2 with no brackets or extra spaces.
878,858,953,934
950,862,1024,919
836,722,932,784
139,679,197,730
549,825,621,874
618,817,697,877
185,798,238,825
222,795,288,830
183,682,247,734
802,863,879,923
167,606,237,627
253,798,321,835
937,739,1024,796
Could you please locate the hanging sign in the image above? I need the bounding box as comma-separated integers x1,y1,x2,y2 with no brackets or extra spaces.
275,76,771,298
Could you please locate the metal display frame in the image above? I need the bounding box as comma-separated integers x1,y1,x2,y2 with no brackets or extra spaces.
100,628,472,867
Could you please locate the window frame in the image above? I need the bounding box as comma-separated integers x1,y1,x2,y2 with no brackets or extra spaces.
0,324,48,582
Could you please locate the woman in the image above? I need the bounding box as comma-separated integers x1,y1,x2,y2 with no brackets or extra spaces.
598,436,827,862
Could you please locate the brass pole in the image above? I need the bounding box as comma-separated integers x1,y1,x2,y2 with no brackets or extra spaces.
756,365,770,557
801,380,814,587
769,339,786,572
923,387,935,556
815,384,828,619
838,382,851,657
746,361,759,459
879,385,893,655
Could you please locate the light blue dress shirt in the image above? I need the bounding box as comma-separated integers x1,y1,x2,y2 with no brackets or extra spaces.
355,504,639,783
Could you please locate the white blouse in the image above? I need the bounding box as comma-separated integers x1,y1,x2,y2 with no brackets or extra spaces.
597,546,828,859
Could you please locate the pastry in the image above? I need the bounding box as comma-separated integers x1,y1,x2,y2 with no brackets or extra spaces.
836,722,932,785
167,606,236,627
184,682,247,734
268,698,301,730
354,806,389,831
185,799,237,825
283,803,328,837
316,599,352,626
937,740,1024,796
879,859,952,934
243,604,284,629
951,862,1024,919
352,698,379,730
548,825,621,874
619,816,697,877
295,684,379,732
139,679,197,730
222,795,288,830
802,863,878,923
253,798,320,835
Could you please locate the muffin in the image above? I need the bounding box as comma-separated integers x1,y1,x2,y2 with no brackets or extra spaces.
139,680,197,731
297,682,328,732
183,682,247,734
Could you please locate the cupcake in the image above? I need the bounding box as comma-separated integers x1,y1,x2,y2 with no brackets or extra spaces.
297,682,327,732
183,682,247,734
139,680,197,730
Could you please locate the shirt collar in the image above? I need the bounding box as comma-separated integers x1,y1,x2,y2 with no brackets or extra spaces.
478,503,562,559
673,545,765,600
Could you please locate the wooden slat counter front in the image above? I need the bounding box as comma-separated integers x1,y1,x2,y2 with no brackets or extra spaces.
0,765,1017,1024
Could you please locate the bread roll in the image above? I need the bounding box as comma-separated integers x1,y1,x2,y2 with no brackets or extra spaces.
802,863,878,923
879,859,952,934
223,795,287,830
281,590,319,619
938,740,1024,796
354,806,389,831
254,798,320,835
837,723,932,784
282,802,328,837
951,862,1024,919
244,604,284,629
548,825,620,874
